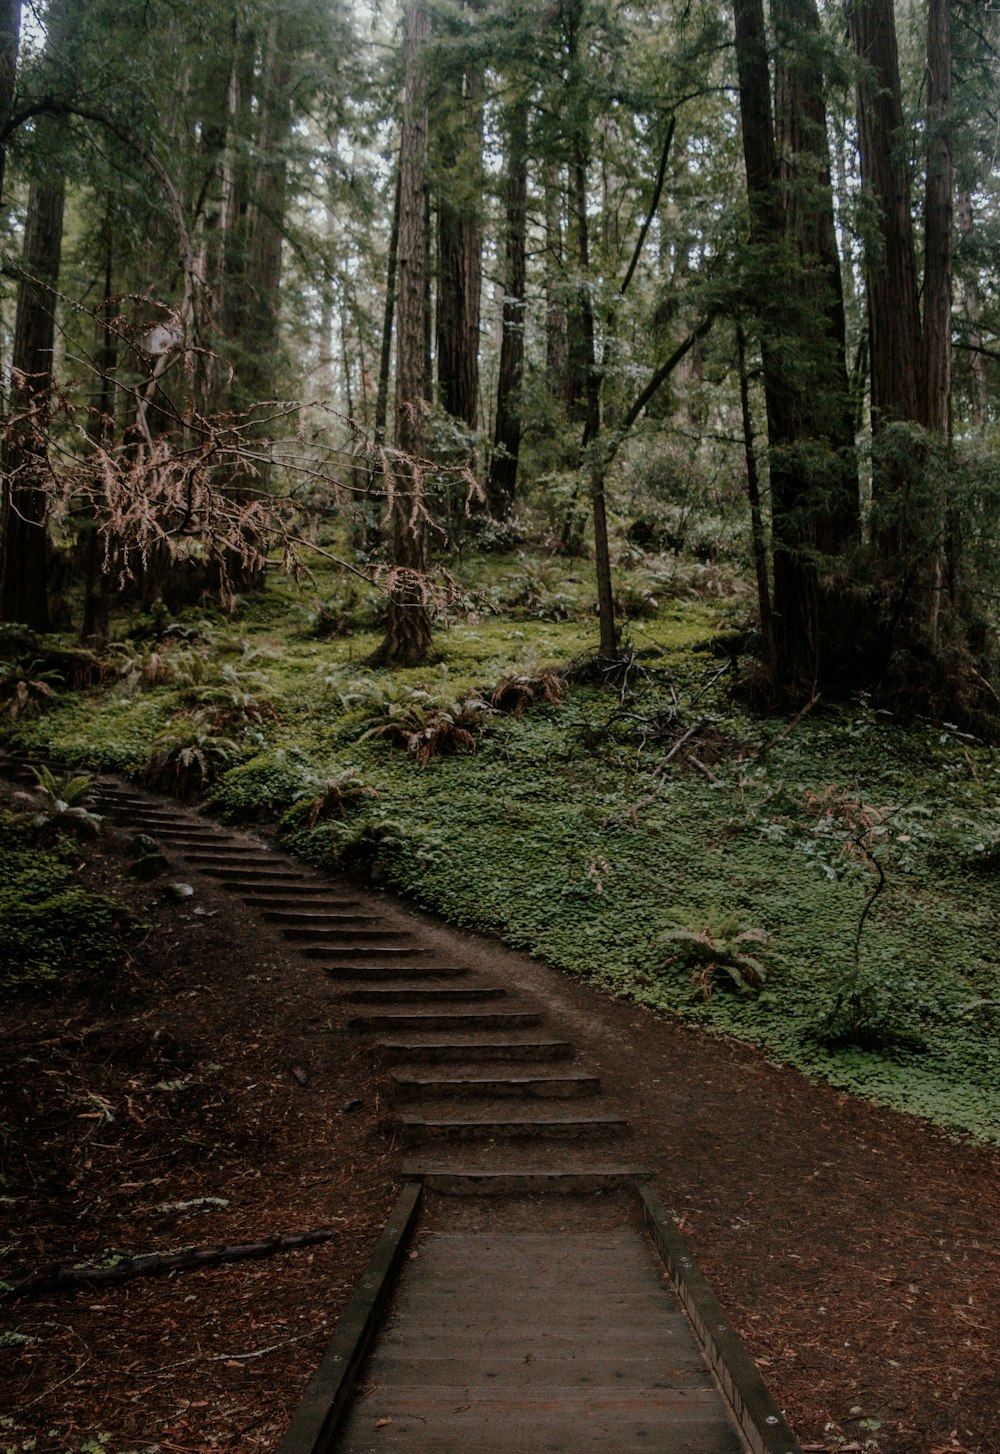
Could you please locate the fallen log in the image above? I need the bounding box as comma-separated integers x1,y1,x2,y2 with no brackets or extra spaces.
3,1228,337,1300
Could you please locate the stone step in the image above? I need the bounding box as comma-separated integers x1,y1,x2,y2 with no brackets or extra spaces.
392,1070,600,1100
401,1162,649,1195
399,1112,629,1143
344,986,506,1005
351,1009,541,1033
376,1038,574,1066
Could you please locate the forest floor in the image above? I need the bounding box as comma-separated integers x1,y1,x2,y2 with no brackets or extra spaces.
2,773,999,1454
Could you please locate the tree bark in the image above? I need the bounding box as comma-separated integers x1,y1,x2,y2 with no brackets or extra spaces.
921,0,952,438
845,0,922,432
733,0,818,686
383,0,433,666
0,161,65,629
773,0,859,551
435,40,483,429
374,159,402,449
0,0,19,207
486,98,527,521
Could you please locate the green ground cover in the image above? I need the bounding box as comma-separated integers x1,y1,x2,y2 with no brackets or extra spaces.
7,549,1000,1143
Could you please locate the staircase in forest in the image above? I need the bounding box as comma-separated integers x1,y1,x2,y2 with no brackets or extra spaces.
85,777,646,1195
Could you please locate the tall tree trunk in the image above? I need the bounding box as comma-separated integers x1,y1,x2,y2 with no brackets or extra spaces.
382,0,433,666
957,192,988,428
80,236,117,643
845,0,922,434
736,323,775,672
733,0,819,686
773,0,859,552
435,43,483,429
242,11,291,408
374,158,402,449
921,0,952,438
734,0,860,689
543,164,569,397
0,0,19,208
563,0,616,658
0,152,66,629
486,98,527,521
219,15,257,407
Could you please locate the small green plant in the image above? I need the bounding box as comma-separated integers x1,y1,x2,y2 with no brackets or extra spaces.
662,913,771,1000
20,765,103,838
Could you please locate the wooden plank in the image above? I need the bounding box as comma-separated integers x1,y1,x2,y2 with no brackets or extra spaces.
367,1353,713,1386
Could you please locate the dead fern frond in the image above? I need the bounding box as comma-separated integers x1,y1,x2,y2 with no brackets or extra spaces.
490,669,565,717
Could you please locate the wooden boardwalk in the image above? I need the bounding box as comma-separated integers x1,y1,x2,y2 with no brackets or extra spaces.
332,1216,747,1454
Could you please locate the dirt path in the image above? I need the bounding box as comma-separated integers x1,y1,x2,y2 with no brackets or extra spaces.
2,770,998,1454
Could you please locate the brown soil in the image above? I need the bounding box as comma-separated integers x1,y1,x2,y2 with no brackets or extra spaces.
2,779,998,1454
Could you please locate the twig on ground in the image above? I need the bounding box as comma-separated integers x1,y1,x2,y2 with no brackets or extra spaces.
5,1229,337,1300
151,1327,326,1375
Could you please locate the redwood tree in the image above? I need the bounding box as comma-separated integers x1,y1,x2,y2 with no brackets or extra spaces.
732,0,858,690
486,98,527,520
382,0,433,666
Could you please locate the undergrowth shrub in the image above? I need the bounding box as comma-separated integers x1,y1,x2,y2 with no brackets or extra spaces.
0,814,129,992
211,748,317,820
16,766,104,839
144,723,241,798
489,670,564,717
661,913,773,1000
0,659,60,718
361,694,490,763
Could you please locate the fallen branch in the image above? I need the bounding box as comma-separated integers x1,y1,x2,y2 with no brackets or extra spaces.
4,1228,337,1300
754,690,821,760
688,755,724,787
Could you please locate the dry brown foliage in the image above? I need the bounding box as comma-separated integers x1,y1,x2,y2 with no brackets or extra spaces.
489,669,565,717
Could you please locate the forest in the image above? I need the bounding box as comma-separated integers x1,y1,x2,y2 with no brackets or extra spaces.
1,0,1000,1449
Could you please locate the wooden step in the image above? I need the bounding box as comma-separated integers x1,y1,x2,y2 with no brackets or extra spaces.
344,985,504,1004
242,894,364,910
377,1038,574,1066
236,883,355,899
211,870,322,885
123,831,220,843
260,908,378,926
323,964,471,982
392,1071,600,1100
401,1163,649,1195
400,1112,629,1143
175,849,288,865
302,944,427,959
351,1009,540,1033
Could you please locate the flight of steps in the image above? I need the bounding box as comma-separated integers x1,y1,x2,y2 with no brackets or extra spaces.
34,766,649,1194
